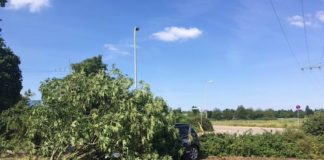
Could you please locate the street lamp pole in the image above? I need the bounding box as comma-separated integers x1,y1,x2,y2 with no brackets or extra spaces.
201,80,214,128
133,27,140,89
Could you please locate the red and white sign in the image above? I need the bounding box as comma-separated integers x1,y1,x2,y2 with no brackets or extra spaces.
296,105,301,111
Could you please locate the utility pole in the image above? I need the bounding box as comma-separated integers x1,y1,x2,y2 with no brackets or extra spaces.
133,27,140,89
201,80,214,128
296,105,301,127
0,19,2,35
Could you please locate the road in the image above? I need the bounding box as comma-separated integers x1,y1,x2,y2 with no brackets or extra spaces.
213,125,284,135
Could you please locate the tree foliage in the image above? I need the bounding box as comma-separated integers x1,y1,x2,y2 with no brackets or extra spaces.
0,0,7,7
0,93,33,152
206,106,307,120
1,0,8,33
0,37,22,112
71,55,107,76
1,56,182,159
235,105,247,119
303,112,324,136
222,109,235,120
305,105,314,116
175,110,214,133
211,108,222,120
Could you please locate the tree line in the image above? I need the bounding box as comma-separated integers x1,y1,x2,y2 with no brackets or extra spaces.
174,105,320,120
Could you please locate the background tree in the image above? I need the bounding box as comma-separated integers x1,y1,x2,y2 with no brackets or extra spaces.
191,105,200,116
206,110,213,118
71,55,106,75
0,37,22,112
1,0,8,33
263,108,276,120
245,108,255,119
211,108,222,120
0,0,7,7
235,105,247,119
173,107,182,114
305,105,314,116
222,109,235,120
254,109,265,119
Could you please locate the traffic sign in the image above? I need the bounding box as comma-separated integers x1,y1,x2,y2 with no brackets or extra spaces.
296,105,301,111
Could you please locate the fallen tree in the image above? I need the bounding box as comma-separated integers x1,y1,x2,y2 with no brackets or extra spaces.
0,56,182,159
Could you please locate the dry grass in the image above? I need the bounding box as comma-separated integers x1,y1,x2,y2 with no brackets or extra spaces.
211,118,301,128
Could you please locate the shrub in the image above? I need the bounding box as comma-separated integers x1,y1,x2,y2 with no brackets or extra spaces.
190,116,214,132
296,134,324,159
303,112,324,136
175,114,214,132
200,132,305,158
0,98,34,153
200,129,324,159
199,133,234,156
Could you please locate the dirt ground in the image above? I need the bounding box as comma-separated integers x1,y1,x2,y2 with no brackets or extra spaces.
213,125,285,135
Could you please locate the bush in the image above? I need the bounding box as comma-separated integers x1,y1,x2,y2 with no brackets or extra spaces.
303,112,324,136
0,98,34,153
296,134,324,159
200,132,305,158
199,133,234,156
200,129,324,159
190,117,214,132
175,114,213,132
283,128,324,159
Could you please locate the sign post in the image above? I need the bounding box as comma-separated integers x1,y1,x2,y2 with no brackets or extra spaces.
296,105,301,126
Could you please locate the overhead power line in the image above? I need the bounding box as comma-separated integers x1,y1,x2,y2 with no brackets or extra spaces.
269,0,302,68
300,0,311,66
23,64,71,73
301,47,324,70
301,64,322,71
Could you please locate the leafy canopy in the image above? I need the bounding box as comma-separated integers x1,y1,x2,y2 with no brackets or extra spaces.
0,37,22,112
303,112,324,136
71,55,107,75
1,56,181,159
0,0,7,7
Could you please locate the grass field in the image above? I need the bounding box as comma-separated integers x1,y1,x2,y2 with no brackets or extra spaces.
211,118,302,128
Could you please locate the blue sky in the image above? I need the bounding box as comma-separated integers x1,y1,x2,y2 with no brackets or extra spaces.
1,0,324,110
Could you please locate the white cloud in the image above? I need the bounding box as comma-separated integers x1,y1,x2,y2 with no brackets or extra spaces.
287,15,312,28
104,43,130,56
152,26,202,42
316,11,324,22
8,0,50,12
287,11,324,28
